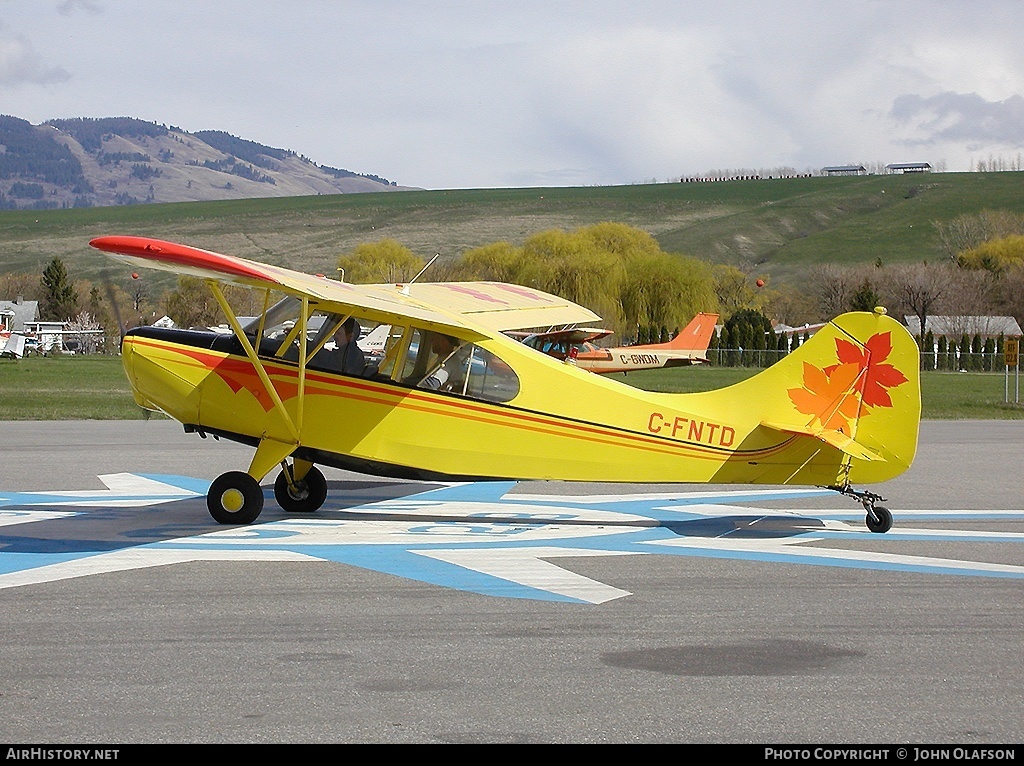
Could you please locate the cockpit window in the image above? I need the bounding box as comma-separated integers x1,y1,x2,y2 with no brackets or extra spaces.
242,299,519,402
244,298,390,377
399,329,519,402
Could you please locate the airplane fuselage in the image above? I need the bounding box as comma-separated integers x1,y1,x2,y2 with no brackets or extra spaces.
121,312,915,489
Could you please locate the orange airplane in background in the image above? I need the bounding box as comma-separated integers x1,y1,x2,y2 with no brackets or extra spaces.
510,312,719,374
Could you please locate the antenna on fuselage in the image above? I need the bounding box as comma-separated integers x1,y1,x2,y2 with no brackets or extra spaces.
400,252,440,296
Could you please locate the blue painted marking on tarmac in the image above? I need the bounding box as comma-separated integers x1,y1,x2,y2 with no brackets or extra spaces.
0,474,1022,601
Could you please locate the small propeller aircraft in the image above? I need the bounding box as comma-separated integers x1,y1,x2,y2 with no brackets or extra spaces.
507,312,719,374
357,323,391,361
89,235,921,533
0,331,27,359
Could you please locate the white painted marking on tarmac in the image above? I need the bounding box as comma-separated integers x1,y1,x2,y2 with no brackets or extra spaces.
1,474,1022,601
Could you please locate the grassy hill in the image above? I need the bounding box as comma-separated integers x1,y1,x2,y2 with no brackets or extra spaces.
2,171,1023,293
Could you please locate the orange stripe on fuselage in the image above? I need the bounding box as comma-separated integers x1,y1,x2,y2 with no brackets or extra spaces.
124,336,798,463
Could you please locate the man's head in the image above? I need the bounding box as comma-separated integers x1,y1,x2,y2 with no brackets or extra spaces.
335,317,358,344
431,333,458,356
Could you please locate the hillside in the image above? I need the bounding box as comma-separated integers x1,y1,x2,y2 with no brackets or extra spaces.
1,171,1023,295
0,115,416,210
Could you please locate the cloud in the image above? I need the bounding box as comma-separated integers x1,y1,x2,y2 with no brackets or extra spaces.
57,0,103,14
0,27,71,87
0,1,1022,185
890,92,1024,149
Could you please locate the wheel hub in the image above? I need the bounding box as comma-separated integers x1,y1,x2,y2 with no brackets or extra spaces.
220,488,245,513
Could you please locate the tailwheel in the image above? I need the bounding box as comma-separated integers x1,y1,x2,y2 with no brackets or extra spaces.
208,471,264,524
865,505,893,534
825,483,894,534
274,465,328,513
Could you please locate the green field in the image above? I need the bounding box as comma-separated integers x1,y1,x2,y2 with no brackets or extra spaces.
4,174,1023,420
4,171,1024,293
2,355,1020,421
607,366,1024,420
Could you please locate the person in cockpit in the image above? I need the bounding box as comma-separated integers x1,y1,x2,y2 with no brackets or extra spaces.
319,317,367,376
418,333,469,391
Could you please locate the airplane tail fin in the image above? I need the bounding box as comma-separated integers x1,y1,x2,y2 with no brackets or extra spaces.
633,312,719,352
696,308,921,486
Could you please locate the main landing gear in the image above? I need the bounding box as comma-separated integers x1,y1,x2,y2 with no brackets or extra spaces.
828,484,893,533
208,471,264,525
274,464,328,513
207,461,328,524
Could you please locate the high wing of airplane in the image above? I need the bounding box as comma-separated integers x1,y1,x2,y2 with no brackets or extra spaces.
89,235,921,533
511,312,719,374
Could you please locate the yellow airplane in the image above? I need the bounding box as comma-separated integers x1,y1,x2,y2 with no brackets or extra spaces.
89,235,921,534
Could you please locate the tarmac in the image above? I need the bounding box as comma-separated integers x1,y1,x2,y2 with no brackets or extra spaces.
0,419,1020,744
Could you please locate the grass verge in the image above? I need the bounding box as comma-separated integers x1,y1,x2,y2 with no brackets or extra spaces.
2,355,1021,420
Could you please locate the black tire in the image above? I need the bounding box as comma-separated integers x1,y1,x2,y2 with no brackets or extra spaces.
274,466,328,513
208,471,264,524
865,505,893,534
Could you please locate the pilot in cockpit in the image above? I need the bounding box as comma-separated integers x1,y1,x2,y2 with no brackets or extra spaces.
418,333,468,391
319,317,367,376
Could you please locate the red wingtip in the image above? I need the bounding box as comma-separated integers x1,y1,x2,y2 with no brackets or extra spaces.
89,236,275,283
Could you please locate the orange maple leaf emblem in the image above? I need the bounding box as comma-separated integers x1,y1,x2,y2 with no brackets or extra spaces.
789,361,864,432
829,332,908,408
788,332,909,431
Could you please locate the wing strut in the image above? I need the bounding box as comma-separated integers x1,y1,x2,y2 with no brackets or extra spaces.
208,281,305,481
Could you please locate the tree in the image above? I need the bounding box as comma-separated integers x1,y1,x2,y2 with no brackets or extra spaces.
521,228,624,319
0,271,41,301
337,239,425,284
164,275,222,329
957,234,1024,274
451,224,717,343
923,329,935,365
621,253,715,340
764,284,821,327
848,277,881,312
807,263,854,319
984,337,996,372
453,241,527,282
163,277,255,328
713,265,763,319
40,257,78,321
65,311,103,354
883,262,953,339
996,263,1024,324
971,334,984,371
724,309,773,367
934,210,1024,262
960,334,971,371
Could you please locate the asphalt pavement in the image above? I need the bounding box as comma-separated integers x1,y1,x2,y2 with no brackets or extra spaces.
0,419,1020,745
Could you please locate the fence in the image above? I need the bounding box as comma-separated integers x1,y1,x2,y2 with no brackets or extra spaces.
706,348,1021,372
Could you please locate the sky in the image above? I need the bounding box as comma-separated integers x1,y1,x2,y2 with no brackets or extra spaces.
2,0,1023,190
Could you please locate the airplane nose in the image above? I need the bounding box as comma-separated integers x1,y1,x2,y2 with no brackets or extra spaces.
121,330,202,421
121,334,160,412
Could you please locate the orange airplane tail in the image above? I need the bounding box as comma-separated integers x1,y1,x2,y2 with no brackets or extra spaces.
632,312,719,351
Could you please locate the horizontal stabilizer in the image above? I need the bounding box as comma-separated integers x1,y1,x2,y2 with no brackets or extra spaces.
761,420,883,462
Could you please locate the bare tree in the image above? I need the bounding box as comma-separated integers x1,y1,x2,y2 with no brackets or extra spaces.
883,262,955,337
933,210,1024,261
942,268,1000,318
65,311,103,354
995,262,1024,325
807,264,855,318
